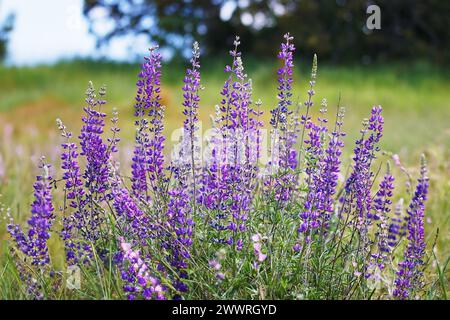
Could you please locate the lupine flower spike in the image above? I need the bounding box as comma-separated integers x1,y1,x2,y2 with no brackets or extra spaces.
7,157,55,266
394,154,429,300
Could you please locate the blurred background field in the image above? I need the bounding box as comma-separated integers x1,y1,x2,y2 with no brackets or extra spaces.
0,0,449,283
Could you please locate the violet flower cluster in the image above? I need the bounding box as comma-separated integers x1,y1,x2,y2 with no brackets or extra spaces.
394,155,429,299
119,240,166,300
366,165,395,279
132,46,165,200
57,119,90,266
78,83,113,240
200,36,257,251
176,41,202,202
3,34,435,301
270,33,295,151
267,33,296,203
388,198,406,247
7,158,54,266
298,104,345,237
344,106,384,228
58,83,116,266
163,187,193,295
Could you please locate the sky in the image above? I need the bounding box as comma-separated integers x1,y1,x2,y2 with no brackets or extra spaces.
0,0,253,66
0,0,152,65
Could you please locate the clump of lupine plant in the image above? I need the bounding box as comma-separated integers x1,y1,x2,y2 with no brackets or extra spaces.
1,34,443,300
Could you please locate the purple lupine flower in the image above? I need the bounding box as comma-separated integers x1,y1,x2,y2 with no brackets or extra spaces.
56,119,91,266
344,106,384,227
112,185,155,246
388,198,406,247
144,50,166,193
178,41,201,200
199,130,221,211
199,107,232,241
214,37,255,172
217,36,242,166
131,126,150,200
59,84,117,265
366,165,395,279
275,54,318,210
317,106,345,228
7,158,54,266
119,240,166,300
202,37,254,250
57,119,84,204
225,55,256,250
394,155,429,300
240,82,263,193
298,115,326,235
163,186,193,295
371,166,395,221
267,33,296,183
132,46,165,199
199,105,223,213
79,82,110,197
298,102,330,232
270,33,295,142
292,243,302,253
10,251,45,299
252,99,264,165
285,102,301,170
77,82,112,243
297,104,344,240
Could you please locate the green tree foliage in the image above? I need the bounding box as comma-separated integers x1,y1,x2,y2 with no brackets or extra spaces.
0,12,14,62
83,0,450,63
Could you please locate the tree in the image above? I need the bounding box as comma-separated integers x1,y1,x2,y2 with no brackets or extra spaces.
0,12,14,62
83,0,450,63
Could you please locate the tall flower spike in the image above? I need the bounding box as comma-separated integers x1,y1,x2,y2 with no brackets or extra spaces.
132,46,165,200
57,119,84,209
166,42,201,293
266,34,296,204
7,157,55,266
317,106,345,228
56,118,91,266
298,100,330,235
207,36,246,248
78,82,111,242
79,82,110,197
298,119,325,235
270,33,295,169
179,41,201,200
366,162,395,279
345,106,384,226
217,36,241,167
394,154,429,300
388,198,406,247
